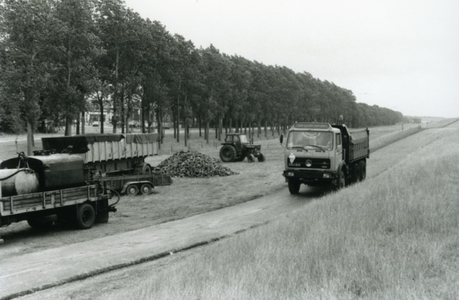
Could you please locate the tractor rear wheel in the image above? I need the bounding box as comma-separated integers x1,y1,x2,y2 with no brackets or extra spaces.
220,145,237,162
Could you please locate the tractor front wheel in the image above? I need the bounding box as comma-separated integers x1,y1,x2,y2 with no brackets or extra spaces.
257,153,265,162
220,145,237,162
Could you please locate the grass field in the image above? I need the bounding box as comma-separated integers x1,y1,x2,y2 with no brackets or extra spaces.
1,120,456,258
105,122,459,300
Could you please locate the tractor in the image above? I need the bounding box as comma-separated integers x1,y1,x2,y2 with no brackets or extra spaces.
219,133,265,163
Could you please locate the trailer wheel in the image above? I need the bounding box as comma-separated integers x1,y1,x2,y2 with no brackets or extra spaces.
140,183,153,195
76,203,95,229
126,184,139,196
288,179,301,194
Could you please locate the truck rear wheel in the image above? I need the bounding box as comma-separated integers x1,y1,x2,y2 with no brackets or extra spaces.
76,203,95,229
220,145,236,162
288,179,301,194
353,163,360,183
359,161,366,181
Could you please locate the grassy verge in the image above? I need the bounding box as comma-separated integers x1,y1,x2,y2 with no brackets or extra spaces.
114,126,459,299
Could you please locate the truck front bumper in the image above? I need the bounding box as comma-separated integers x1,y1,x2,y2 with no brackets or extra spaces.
283,170,337,184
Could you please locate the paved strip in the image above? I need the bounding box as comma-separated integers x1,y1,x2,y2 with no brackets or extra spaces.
0,127,452,300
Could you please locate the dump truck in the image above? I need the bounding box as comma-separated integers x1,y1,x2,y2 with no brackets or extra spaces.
280,122,369,194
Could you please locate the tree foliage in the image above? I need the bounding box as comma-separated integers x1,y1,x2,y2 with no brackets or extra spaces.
0,0,404,147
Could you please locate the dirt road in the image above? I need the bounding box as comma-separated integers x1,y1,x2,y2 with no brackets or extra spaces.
1,126,455,300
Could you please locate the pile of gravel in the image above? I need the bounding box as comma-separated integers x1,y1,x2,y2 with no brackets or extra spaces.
155,150,238,178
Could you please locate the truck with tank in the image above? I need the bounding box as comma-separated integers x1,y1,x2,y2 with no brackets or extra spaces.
0,133,172,237
280,122,369,194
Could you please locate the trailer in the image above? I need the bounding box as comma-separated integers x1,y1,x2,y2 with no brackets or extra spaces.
98,173,173,196
38,133,159,176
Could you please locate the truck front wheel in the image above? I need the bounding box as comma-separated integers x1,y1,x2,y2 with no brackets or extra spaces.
76,203,95,229
335,170,346,191
288,179,301,194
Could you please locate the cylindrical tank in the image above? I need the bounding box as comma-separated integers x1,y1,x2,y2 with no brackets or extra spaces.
0,169,40,196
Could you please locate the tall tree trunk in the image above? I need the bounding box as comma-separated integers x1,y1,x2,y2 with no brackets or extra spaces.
120,88,125,134
99,92,104,134
206,121,210,144
26,121,33,156
81,111,85,135
76,113,80,135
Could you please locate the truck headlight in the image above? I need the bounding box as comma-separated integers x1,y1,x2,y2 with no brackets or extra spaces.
287,172,294,177
323,173,331,178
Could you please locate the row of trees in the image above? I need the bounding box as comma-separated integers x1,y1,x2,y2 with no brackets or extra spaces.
0,0,403,154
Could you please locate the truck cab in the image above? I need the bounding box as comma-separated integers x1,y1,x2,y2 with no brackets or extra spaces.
281,122,369,194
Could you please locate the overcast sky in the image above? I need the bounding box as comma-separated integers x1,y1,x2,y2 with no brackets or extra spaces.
124,0,459,118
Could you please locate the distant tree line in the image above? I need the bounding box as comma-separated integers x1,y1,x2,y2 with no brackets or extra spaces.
0,0,403,153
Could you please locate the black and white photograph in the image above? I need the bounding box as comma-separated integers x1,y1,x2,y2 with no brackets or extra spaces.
0,0,458,299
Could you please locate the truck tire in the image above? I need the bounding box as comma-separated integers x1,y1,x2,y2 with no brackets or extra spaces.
247,154,255,163
142,164,152,174
353,163,360,183
76,203,95,229
335,170,346,191
257,153,265,162
359,161,366,181
140,183,153,195
126,184,139,196
220,145,236,162
288,179,301,194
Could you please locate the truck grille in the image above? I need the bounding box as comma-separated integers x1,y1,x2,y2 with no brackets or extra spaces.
287,158,330,169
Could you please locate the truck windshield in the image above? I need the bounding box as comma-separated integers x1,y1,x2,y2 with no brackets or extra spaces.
287,131,333,150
